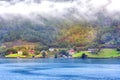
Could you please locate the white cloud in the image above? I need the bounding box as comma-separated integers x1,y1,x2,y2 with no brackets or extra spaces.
0,0,119,20
107,0,120,12
0,0,75,15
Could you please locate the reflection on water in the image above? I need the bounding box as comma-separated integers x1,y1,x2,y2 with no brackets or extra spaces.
0,58,120,80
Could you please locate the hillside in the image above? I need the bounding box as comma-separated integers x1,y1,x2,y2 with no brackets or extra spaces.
0,15,120,48
0,0,120,48
2,40,38,48
0,17,59,46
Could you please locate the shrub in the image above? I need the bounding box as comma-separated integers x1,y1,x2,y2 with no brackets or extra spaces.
42,52,46,58
81,53,87,59
116,47,120,51
6,48,17,54
23,50,29,56
59,50,69,56
54,54,58,58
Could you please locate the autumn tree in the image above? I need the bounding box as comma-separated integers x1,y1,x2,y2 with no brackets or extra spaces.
58,25,96,47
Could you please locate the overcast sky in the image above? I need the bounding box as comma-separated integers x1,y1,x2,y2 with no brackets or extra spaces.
0,0,119,20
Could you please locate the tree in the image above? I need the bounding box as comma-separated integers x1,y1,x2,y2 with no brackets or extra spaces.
22,50,29,56
35,45,49,51
58,25,96,47
0,47,7,57
59,50,69,57
81,53,87,59
42,51,46,58
6,48,17,54
54,53,58,58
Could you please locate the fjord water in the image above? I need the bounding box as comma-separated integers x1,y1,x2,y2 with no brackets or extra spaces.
0,59,120,80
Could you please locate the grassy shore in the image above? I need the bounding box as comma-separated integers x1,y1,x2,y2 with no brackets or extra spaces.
5,49,120,58
5,53,26,58
72,49,120,58
5,53,43,58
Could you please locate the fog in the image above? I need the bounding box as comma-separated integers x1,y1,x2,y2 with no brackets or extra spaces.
0,0,120,21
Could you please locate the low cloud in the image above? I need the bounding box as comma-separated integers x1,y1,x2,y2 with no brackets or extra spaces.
0,0,120,21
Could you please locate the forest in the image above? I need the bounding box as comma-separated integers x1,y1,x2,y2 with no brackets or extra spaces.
0,12,120,49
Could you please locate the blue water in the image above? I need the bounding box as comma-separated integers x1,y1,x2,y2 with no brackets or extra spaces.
0,58,120,80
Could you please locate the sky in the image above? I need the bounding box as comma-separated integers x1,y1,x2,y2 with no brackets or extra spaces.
0,0,120,20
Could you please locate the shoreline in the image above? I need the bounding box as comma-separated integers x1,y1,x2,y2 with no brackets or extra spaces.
2,57,120,59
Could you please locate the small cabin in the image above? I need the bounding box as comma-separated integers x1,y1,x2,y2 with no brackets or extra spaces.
88,48,98,53
49,48,55,52
29,49,35,54
18,50,23,55
68,49,75,55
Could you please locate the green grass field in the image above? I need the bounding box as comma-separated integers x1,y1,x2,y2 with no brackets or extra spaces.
34,54,42,58
5,53,26,58
72,49,120,58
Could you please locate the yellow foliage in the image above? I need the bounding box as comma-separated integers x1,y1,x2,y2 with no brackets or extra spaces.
60,25,96,46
